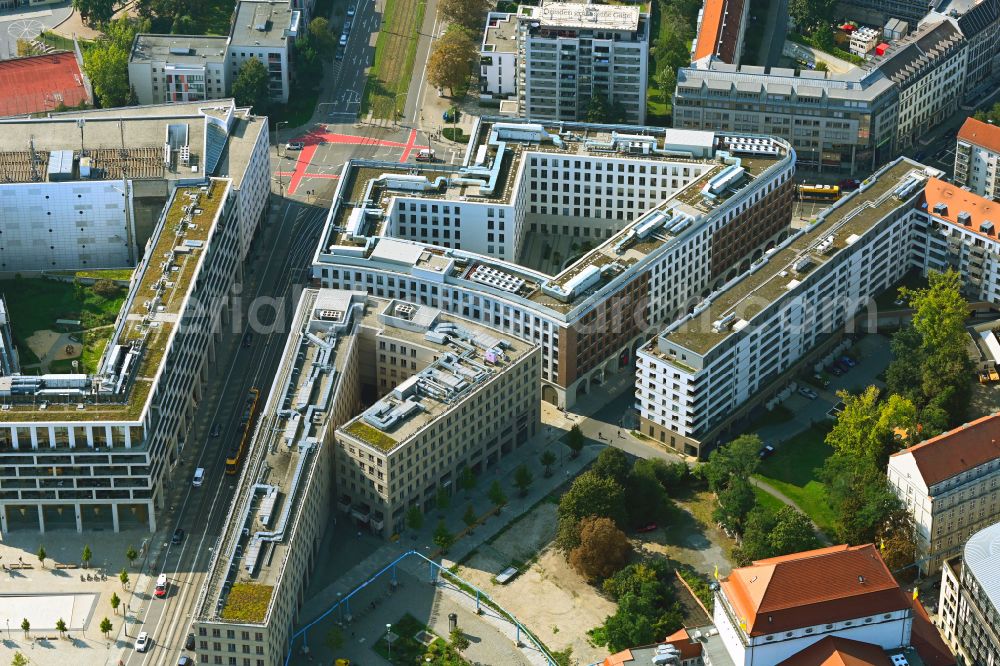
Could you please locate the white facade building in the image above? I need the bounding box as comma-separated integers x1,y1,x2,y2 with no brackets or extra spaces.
714,545,914,666
480,12,518,99
128,34,230,106
313,119,797,409
955,116,1000,201
938,522,1000,666
228,0,299,103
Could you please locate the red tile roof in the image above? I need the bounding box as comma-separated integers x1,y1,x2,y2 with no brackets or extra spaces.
603,648,635,666
601,631,703,666
721,544,910,637
0,52,90,117
664,628,703,661
692,0,745,63
777,636,894,666
922,178,1000,242
909,598,957,666
958,116,1000,154
890,412,1000,487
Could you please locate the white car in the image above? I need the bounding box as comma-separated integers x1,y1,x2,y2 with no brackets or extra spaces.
798,386,818,400
135,631,151,653
347,5,355,16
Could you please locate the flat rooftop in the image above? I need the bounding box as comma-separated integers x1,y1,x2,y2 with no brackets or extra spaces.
231,0,297,48
483,12,517,52
657,159,926,356
0,52,89,118
0,179,230,422
200,289,359,624
130,34,229,64
521,2,641,31
321,119,789,319
340,298,531,451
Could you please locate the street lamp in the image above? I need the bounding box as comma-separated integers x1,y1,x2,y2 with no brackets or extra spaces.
275,121,289,158
386,623,392,660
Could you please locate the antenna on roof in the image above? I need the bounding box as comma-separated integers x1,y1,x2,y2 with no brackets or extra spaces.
77,118,86,156
28,135,41,182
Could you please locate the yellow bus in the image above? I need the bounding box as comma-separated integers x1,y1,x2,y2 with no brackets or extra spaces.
797,184,841,202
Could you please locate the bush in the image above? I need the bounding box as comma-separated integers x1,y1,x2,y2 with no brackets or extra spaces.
442,127,468,142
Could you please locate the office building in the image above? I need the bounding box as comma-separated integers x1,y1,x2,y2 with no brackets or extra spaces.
128,35,231,105
887,412,1000,574
193,289,538,665
0,52,91,117
312,118,796,408
938,522,1000,666
950,0,1000,97
0,100,271,536
480,2,649,123
955,116,1000,200
843,0,936,28
229,0,300,103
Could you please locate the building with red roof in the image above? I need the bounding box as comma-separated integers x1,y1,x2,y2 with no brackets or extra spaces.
887,411,1000,573
691,0,749,64
0,52,90,117
955,117,1000,200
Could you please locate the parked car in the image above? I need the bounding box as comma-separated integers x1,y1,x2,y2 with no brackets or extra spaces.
827,365,843,376
840,355,857,368
834,360,850,373
186,633,196,650
797,386,818,400
178,657,194,666
339,34,348,47
347,5,355,16
285,141,304,151
135,632,151,653
210,422,221,437
636,522,658,533
172,528,185,544
344,18,352,30
335,49,345,60
759,444,776,459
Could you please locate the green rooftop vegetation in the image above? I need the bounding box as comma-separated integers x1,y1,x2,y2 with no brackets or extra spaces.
221,583,274,623
344,420,398,451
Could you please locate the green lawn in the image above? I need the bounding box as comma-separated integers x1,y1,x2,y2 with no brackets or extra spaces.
39,31,95,55
752,486,787,516
754,425,837,536
361,0,427,119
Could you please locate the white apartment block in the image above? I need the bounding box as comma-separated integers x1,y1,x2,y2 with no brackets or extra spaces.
128,34,230,105
480,12,518,99
192,289,538,665
0,101,270,536
229,0,300,103
956,116,1000,201
312,119,796,409
887,413,1000,575
938,522,1000,666
481,3,649,123
714,545,915,666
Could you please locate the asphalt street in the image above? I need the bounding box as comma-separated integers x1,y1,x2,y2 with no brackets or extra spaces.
123,198,329,666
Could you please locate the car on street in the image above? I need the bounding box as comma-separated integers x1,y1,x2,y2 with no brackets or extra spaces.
242,332,253,348
339,34,348,46
759,444,776,459
797,386,818,400
335,49,344,60
285,141,304,151
172,528,185,544
636,522,658,533
186,633,196,650
155,573,168,598
136,632,151,652
347,5,355,16
344,18,352,30
178,657,194,666
210,422,221,437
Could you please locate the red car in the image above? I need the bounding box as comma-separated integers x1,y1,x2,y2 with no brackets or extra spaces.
636,523,658,533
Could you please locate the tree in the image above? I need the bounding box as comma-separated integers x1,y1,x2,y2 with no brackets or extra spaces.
427,26,477,96
119,568,130,589
788,0,835,29
82,544,92,569
488,480,507,509
653,67,676,105
600,562,685,652
565,424,585,458
704,434,761,494
635,458,688,496
11,653,27,666
826,386,887,459
433,520,454,551
55,617,67,638
592,447,630,486
733,506,775,565
878,508,917,574
81,17,147,108
514,464,533,497
37,545,46,569
769,506,821,555
436,487,451,513
713,477,756,533
459,467,476,494
450,626,470,651
556,471,628,549
586,94,628,123
20,618,29,638
406,505,424,531
462,505,477,528
110,591,121,615
440,0,491,30
815,61,829,72
625,463,669,527
820,452,904,545
568,516,631,581
99,617,113,638
125,545,138,569
92,279,121,298
16,39,34,57
73,0,116,25
232,57,271,113
307,17,336,55
540,450,557,478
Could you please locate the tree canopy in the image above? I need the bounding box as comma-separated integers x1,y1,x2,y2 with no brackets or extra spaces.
232,57,271,113
600,561,684,652
568,516,631,581
83,18,148,108
428,26,477,96
73,0,116,26
705,434,762,533
591,447,631,486
556,471,626,550
439,0,492,31
735,506,820,566
586,95,628,123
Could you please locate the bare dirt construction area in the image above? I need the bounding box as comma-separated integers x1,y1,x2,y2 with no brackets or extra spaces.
637,488,734,578
457,501,615,665
25,328,60,361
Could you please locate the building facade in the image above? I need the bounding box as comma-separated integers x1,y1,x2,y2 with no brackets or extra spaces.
312,119,797,409
938,522,1000,666
128,35,230,105
955,116,1000,200
887,413,1000,575
228,0,299,103
479,3,649,123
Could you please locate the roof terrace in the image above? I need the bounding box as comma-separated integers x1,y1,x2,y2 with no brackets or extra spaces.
657,159,929,356
483,12,517,53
